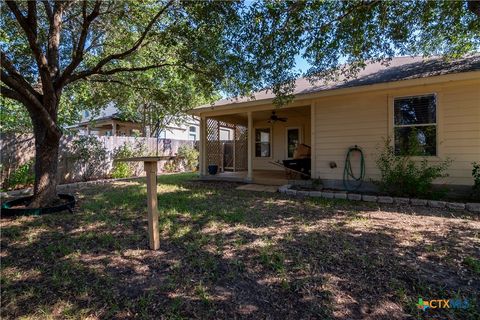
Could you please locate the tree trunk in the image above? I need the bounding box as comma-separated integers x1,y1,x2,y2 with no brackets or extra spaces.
29,114,62,208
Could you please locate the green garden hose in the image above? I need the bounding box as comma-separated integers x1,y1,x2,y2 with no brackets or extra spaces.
343,145,365,191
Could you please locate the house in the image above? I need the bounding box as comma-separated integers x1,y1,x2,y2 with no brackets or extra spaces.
73,105,144,136
72,105,201,140
189,55,480,192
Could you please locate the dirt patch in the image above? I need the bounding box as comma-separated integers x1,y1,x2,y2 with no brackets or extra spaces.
1,173,479,319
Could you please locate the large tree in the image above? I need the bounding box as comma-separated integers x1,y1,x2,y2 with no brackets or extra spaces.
2,0,479,207
1,0,255,206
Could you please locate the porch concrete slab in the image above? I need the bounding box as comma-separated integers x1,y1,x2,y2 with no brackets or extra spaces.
236,184,278,193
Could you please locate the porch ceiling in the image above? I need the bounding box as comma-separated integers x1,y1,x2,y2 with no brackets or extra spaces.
208,105,310,124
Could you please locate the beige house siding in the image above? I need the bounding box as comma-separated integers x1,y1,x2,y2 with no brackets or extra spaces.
441,82,480,186
314,93,387,185
194,73,479,188
313,79,480,187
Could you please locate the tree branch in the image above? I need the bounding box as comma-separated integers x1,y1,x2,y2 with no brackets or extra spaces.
87,78,158,91
42,0,53,21
46,1,66,75
1,51,42,101
1,85,32,107
62,0,174,85
57,0,102,87
5,1,50,75
468,0,480,17
5,1,55,99
27,1,38,37
1,71,61,138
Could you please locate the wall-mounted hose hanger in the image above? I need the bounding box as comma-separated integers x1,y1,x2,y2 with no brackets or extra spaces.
343,145,365,191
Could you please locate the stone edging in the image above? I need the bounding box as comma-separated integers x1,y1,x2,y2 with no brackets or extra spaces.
278,185,480,213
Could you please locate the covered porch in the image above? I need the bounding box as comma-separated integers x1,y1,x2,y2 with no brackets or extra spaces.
198,104,313,185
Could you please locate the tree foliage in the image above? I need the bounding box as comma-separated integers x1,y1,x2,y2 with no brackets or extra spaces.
236,0,480,104
1,0,478,205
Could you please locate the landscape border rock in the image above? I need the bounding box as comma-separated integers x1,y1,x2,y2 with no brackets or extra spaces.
278,185,480,214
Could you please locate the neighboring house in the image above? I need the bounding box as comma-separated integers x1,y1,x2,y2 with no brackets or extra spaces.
189,55,480,192
156,119,200,141
72,105,201,140
73,105,143,137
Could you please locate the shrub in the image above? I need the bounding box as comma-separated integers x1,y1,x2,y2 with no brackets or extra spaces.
3,160,35,190
177,144,199,172
163,161,177,173
70,136,108,181
375,138,451,198
111,143,136,178
111,162,132,179
111,141,150,178
472,162,480,201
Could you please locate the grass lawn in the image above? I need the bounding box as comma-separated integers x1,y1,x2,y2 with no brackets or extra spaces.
1,173,479,319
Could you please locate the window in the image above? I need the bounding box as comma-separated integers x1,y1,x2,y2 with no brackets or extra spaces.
394,94,437,156
189,126,197,133
286,128,300,158
255,128,271,157
220,128,231,140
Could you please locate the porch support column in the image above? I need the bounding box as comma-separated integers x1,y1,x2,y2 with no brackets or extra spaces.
199,115,207,176
247,111,253,181
112,121,117,136
310,103,316,179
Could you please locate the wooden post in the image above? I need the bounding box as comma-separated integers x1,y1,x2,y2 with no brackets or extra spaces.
144,161,160,250
310,103,316,179
199,116,206,176
247,111,253,181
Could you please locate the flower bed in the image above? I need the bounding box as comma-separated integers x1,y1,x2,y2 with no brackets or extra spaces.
278,185,480,213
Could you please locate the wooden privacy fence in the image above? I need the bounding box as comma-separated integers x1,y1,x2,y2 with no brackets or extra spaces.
0,134,197,186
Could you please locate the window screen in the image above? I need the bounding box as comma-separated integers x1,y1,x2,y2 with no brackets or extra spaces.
394,94,437,156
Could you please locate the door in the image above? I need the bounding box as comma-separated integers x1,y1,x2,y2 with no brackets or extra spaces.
286,127,301,159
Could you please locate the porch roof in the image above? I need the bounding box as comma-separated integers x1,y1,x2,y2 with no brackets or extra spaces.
191,55,480,114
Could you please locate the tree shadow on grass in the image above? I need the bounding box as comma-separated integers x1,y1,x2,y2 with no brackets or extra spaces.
1,179,479,319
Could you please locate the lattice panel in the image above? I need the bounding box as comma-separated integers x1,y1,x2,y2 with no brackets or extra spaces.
205,118,248,173
206,118,222,170
234,125,248,171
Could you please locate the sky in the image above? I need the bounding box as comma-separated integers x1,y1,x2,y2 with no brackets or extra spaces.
294,55,313,74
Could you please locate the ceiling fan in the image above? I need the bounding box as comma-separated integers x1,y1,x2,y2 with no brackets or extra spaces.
267,111,287,123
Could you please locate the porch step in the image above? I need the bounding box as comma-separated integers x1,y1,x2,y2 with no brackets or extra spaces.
252,177,288,186
236,184,278,193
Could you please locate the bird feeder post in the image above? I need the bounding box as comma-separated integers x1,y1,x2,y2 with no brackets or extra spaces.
144,160,160,250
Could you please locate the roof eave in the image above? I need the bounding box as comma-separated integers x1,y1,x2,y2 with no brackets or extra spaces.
188,70,480,116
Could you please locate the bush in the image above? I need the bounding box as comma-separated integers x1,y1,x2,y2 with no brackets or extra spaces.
162,161,177,173
472,162,480,201
177,144,199,172
70,136,108,181
3,160,35,190
375,138,451,198
111,162,132,179
111,143,136,178
111,141,150,178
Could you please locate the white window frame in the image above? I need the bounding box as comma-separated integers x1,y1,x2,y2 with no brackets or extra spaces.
285,127,303,159
254,127,272,158
392,93,438,157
